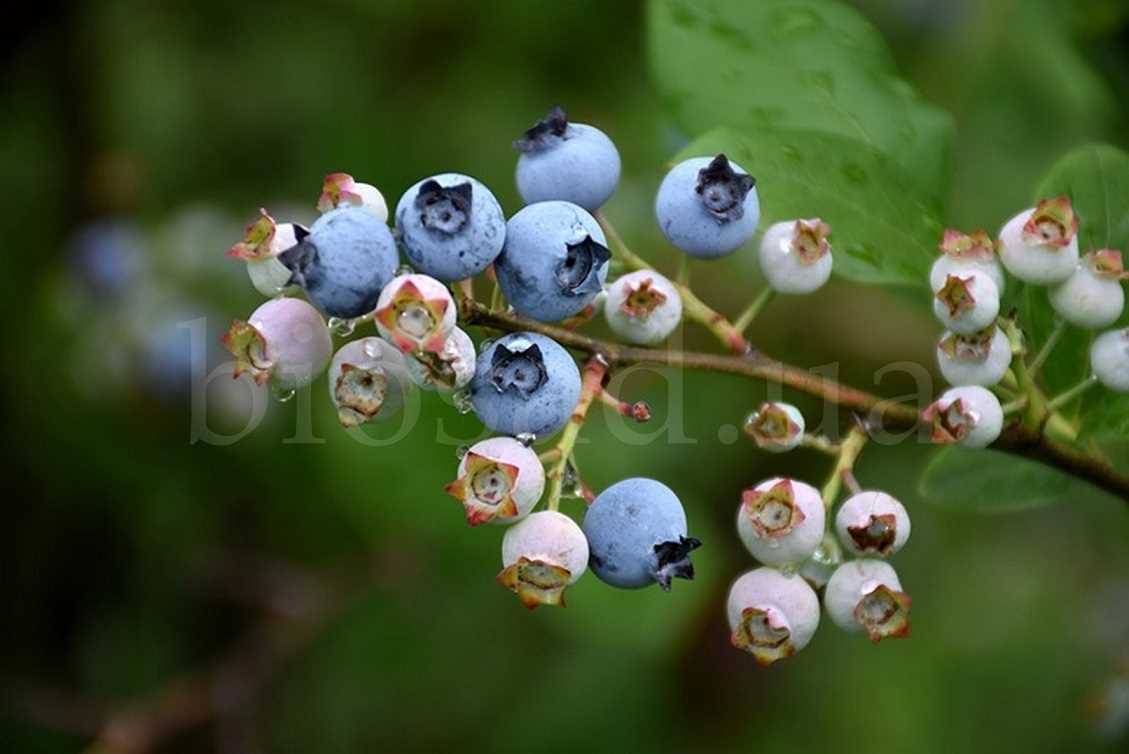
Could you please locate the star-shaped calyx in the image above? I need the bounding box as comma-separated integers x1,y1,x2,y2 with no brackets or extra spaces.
557,235,611,296
652,536,702,591
743,403,803,451
695,154,756,223
226,208,278,260
496,556,573,609
939,228,997,261
334,363,389,428
513,105,569,153
374,280,451,354
1090,249,1129,279
790,218,832,265
488,342,547,399
415,179,472,235
222,321,273,385
1022,196,1079,248
935,274,977,317
938,324,997,362
731,606,796,666
740,479,806,539
854,583,911,642
619,276,668,319
923,397,978,443
846,515,898,555
317,172,366,212
444,452,522,526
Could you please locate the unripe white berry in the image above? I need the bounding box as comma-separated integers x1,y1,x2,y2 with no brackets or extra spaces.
932,270,1000,335
936,325,1012,387
824,559,911,642
603,270,682,344
1048,250,1127,329
834,491,910,557
328,337,413,427
498,511,588,609
736,478,825,567
374,274,457,354
726,567,820,665
405,326,476,391
998,197,1080,285
929,229,1006,294
743,401,805,452
757,218,833,294
226,209,306,297
924,385,1004,448
317,173,388,222
1091,328,1129,392
446,437,545,526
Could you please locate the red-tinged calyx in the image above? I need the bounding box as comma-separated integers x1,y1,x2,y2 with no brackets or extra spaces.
444,452,521,526
374,280,450,353
1022,196,1079,248
619,277,668,319
935,274,977,317
317,172,364,212
791,218,832,265
741,479,805,538
226,208,278,260
854,584,911,642
743,403,802,450
1089,249,1129,280
939,229,996,261
334,363,388,427
938,324,996,361
923,397,975,443
222,321,273,384
496,557,572,609
847,514,898,555
731,606,795,665
409,350,460,390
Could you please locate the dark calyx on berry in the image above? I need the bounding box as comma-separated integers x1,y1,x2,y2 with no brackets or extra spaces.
557,235,611,295
278,240,320,287
848,514,897,555
416,180,472,235
652,536,702,591
696,154,755,223
513,105,569,152
489,343,548,399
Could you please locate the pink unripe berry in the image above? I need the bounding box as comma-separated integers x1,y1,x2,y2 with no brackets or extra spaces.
743,401,805,452
405,326,476,391
374,274,457,354
225,209,306,297
932,270,1000,335
223,297,333,390
924,385,1004,448
998,197,1080,285
328,337,413,427
824,559,911,642
445,437,545,526
1091,328,1129,392
736,478,825,567
936,325,1012,387
603,270,682,344
834,491,910,557
1048,250,1127,329
726,567,821,665
498,511,588,609
317,172,388,222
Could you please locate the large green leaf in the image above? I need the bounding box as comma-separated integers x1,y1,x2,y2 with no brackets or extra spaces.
647,0,953,197
677,127,941,287
918,446,1120,512
1029,144,1129,436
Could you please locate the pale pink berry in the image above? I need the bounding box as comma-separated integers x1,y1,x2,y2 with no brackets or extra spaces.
932,270,1000,335
743,401,805,452
445,437,545,526
998,196,1080,284
1049,250,1127,329
726,567,820,665
1091,328,1129,392
603,270,682,344
923,385,1003,448
498,511,588,609
405,326,476,391
317,172,388,222
936,325,1012,387
373,273,456,354
835,491,910,557
222,297,332,390
929,228,1006,294
736,478,825,567
327,337,413,427
824,559,911,642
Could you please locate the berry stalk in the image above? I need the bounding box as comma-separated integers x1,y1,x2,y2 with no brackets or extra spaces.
819,424,869,509
733,288,774,334
544,357,607,511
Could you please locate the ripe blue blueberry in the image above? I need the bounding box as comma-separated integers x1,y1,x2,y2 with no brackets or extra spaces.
514,106,621,211
279,206,398,319
469,332,581,438
582,478,701,591
655,154,760,259
494,201,612,322
394,173,506,282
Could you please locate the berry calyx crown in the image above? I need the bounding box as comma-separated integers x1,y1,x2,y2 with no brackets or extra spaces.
415,179,473,235
741,479,806,538
1021,196,1079,248
496,556,572,609
854,583,911,642
222,321,273,385
652,536,701,591
334,363,389,428
488,341,548,399
317,172,367,213
445,451,522,526
923,397,977,443
731,605,795,666
938,324,997,362
791,218,832,265
744,402,803,450
557,236,611,296
935,274,978,317
938,228,997,261
619,276,668,319
226,208,279,260
696,154,756,223
513,105,569,153
1089,249,1129,280
374,279,451,354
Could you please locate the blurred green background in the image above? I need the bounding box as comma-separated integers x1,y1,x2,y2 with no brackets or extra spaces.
3,1,1129,752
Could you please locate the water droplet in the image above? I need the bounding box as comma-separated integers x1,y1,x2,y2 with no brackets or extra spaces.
396,264,414,276
515,432,536,446
778,562,798,577
765,538,781,550
362,339,382,359
452,387,474,415
455,445,469,460
272,385,296,403
479,338,495,352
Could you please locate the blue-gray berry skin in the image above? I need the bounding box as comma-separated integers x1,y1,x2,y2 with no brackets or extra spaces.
583,478,701,591
394,173,506,282
514,106,621,211
279,207,398,318
469,332,581,437
655,154,760,259
494,201,611,322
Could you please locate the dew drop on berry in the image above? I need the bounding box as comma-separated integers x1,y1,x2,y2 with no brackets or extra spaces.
272,385,296,403
397,264,414,276
452,387,474,414
515,432,536,446
455,445,469,460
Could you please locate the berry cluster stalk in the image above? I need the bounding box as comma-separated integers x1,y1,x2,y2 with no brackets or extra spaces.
544,357,607,511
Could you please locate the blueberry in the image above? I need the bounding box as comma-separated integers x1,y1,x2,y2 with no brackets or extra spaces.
583,478,701,591
494,201,611,322
279,206,398,319
513,106,621,211
469,332,581,437
394,173,506,282
655,154,760,259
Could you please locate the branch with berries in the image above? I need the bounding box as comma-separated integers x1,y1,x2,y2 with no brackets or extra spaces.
221,107,1129,667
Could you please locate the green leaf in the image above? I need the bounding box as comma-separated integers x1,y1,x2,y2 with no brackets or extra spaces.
1027,144,1129,434
647,0,953,197
677,127,941,287
918,446,1119,512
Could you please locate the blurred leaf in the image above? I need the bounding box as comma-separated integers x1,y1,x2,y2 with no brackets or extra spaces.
647,0,953,197
676,127,941,287
918,446,1118,512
